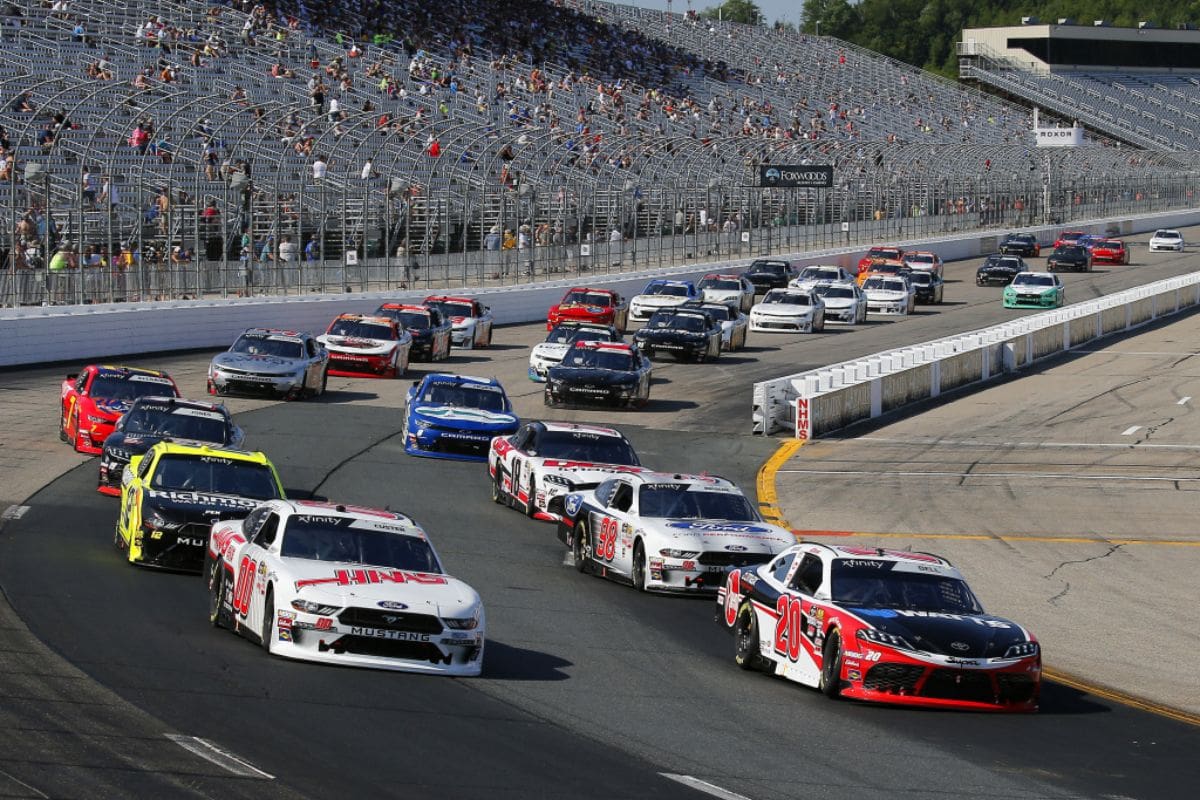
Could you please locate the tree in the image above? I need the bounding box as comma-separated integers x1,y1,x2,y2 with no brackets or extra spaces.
700,0,765,25
800,0,860,39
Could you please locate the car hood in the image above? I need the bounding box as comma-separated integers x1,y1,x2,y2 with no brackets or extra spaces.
89,397,136,419
538,460,648,482
865,290,908,301
555,303,611,316
820,297,856,309
286,560,481,617
448,316,476,328
531,342,571,360
547,367,637,385
411,404,518,430
317,335,398,355
636,327,705,341
845,607,1029,659
144,488,263,521
752,303,813,317
643,519,795,552
979,263,1020,273
702,289,740,301
633,295,688,308
106,431,178,456
212,353,304,373
1008,284,1055,293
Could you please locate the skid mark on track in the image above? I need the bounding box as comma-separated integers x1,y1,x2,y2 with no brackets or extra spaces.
308,427,407,496
1045,543,1125,580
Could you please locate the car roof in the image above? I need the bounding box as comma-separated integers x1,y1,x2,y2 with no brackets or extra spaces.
792,542,958,571
618,470,737,489
148,440,270,463
425,295,476,304
422,372,501,387
1014,270,1056,278
94,365,171,378
278,499,423,533
701,273,743,281
645,279,692,287
564,286,616,295
570,341,635,353
538,421,625,437
332,313,394,325
378,303,431,312
243,327,306,338
131,395,228,414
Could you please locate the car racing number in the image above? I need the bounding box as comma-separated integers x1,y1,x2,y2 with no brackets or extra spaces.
233,555,258,617
595,515,619,562
723,571,742,626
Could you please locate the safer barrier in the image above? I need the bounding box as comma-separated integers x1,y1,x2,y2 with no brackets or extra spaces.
756,272,1200,438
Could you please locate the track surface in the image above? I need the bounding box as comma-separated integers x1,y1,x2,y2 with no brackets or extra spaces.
3,233,1200,799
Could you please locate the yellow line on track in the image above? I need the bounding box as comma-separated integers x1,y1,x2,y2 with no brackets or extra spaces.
757,439,804,537
1044,668,1200,727
791,530,1200,547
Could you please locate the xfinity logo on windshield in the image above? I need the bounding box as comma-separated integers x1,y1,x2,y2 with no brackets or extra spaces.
759,165,834,188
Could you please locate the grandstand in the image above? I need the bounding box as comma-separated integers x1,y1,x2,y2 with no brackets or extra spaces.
0,0,1197,308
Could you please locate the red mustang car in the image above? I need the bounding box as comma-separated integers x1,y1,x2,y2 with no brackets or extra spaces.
1053,230,1087,248
1090,239,1130,265
857,246,905,275
60,365,180,455
546,287,629,333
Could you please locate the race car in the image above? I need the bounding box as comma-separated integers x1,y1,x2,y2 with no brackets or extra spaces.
1053,230,1087,248
749,288,826,333
374,302,452,362
741,259,799,294
998,233,1040,258
557,471,794,593
544,341,652,408
547,287,629,333
529,323,623,382
61,365,181,455
856,246,905,275
423,295,494,349
681,300,749,351
488,421,645,520
205,500,484,675
1046,245,1091,273
855,260,909,286
863,275,916,316
788,265,856,292
908,270,945,305
98,396,243,496
1003,272,1064,309
208,328,329,399
1090,239,1130,265
716,543,1040,711
811,281,868,325
632,307,723,362
1149,229,1185,252
628,279,700,323
403,373,519,461
975,254,1027,286
317,314,412,378
697,273,756,313
902,250,944,277
116,440,284,571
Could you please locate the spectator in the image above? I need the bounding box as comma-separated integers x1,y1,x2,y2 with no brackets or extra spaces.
360,159,373,180
312,154,327,182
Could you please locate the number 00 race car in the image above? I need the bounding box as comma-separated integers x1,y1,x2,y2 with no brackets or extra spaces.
717,543,1041,711
205,500,485,675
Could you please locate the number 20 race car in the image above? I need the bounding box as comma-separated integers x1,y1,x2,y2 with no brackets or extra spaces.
206,500,485,675
717,543,1041,711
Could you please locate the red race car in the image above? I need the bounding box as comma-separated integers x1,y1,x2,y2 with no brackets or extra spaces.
1053,230,1087,248
60,365,180,455
1090,239,1130,265
856,246,905,275
547,287,629,333
718,543,1041,712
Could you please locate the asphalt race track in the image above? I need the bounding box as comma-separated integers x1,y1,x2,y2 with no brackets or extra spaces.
3,234,1200,799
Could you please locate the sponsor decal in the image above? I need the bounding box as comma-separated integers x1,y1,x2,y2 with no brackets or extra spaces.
725,544,748,552
564,494,584,518
378,601,409,610
315,617,333,631
946,657,980,666
950,641,970,651
295,569,448,590
841,559,886,569
419,407,514,424
348,627,432,641
893,610,1013,628
847,669,862,681
150,490,259,508
759,165,834,188
667,522,770,533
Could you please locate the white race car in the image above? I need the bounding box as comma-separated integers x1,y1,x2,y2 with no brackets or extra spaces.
683,301,748,351
628,280,699,323
424,295,494,349
205,500,485,675
317,313,413,378
1148,229,1185,252
528,323,623,382
557,471,795,593
749,288,826,333
489,421,646,520
812,281,868,325
862,275,916,316
788,265,856,292
697,273,756,313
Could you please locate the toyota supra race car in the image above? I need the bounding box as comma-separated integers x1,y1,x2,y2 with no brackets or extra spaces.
1090,239,1130,265
404,374,519,461
557,471,794,593
205,501,485,675
61,365,180,455
488,421,645,520
208,329,329,399
117,441,285,570
424,295,494,349
547,287,629,333
317,314,413,379
716,543,1041,711
528,323,623,382
98,396,243,495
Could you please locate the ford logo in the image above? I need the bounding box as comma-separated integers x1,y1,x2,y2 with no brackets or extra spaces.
725,545,748,552
377,601,408,610
950,641,969,652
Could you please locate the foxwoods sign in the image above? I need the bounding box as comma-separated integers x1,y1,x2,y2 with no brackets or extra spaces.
758,165,834,188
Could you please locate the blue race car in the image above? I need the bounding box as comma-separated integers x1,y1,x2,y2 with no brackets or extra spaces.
404,373,519,461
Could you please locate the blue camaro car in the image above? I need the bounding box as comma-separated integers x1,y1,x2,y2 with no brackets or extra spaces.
404,373,519,461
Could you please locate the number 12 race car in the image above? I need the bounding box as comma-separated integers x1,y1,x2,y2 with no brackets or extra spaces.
717,543,1041,711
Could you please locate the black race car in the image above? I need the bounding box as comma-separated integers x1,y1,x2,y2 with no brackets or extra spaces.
741,259,799,293
908,270,945,304
98,396,244,496
374,302,453,361
545,341,652,408
999,233,1041,258
632,307,723,362
1047,245,1092,273
976,254,1028,286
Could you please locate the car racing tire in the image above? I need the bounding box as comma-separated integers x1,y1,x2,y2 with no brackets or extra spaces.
59,407,68,442
462,331,475,351
69,409,82,453
631,540,647,593
490,470,505,504
208,558,226,629
486,327,494,347
573,520,591,574
523,473,538,518
261,588,275,654
734,601,764,672
819,630,844,700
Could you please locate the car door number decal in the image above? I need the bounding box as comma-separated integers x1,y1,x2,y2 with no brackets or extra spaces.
597,516,619,561
773,595,805,662
233,556,257,617
723,571,741,626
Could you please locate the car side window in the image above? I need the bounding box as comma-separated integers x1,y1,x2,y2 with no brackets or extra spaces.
609,482,633,513
242,506,268,538
770,553,796,582
253,513,280,547
137,453,155,479
76,373,88,393
306,339,317,358
514,424,534,452
594,478,617,507
789,554,824,595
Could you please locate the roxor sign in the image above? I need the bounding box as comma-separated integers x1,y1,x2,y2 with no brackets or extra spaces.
759,165,834,188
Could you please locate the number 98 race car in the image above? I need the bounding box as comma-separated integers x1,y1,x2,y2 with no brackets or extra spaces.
717,543,1041,711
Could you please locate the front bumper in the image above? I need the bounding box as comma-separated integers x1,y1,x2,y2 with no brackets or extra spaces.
209,367,302,396
546,384,639,407
638,339,707,358
822,306,858,324
97,451,130,495
450,326,473,346
976,273,1015,285
749,315,812,332
1150,242,1183,251
275,613,484,675
131,525,209,572
73,419,116,455
839,651,1040,712
327,351,396,378
867,301,907,315
1004,293,1059,308
528,356,561,382
405,425,496,461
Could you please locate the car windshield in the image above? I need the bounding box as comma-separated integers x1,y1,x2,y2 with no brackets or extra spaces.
280,516,442,573
798,268,837,281
1055,246,1085,257
870,262,904,274
377,308,429,329
816,285,855,299
645,283,690,297
149,454,280,499
428,300,474,318
649,311,707,331
230,334,304,359
1014,274,1055,287
763,290,810,306
561,346,637,371
700,306,731,321
1098,240,1122,248
637,485,758,520
749,262,788,275
908,273,932,286
537,430,639,465
328,320,396,340
831,561,983,613
868,248,901,259
123,406,230,443
1008,235,1034,244
864,278,905,291
562,291,612,307
1156,231,1181,240
907,254,934,264
421,382,508,411
89,374,176,401
700,278,742,290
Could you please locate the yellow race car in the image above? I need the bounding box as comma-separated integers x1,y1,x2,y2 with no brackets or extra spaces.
116,440,285,571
